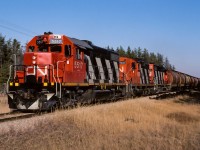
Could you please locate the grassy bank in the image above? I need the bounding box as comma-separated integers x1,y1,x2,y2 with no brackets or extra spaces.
0,96,200,150
0,96,10,114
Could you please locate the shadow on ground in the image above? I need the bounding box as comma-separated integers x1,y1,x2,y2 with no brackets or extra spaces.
174,94,200,104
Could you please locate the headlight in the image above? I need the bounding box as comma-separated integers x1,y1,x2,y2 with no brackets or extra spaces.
43,82,48,86
15,83,19,86
32,56,36,60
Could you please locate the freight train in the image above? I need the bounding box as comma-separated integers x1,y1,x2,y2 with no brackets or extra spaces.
6,32,200,111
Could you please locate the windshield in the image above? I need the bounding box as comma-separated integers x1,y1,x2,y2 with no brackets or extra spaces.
38,45,48,52
37,45,62,52
51,45,61,52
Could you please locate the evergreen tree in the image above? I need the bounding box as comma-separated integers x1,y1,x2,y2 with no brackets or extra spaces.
0,61,9,83
117,46,126,56
131,50,137,58
0,34,5,70
164,57,170,69
172,65,176,70
0,33,22,89
149,52,157,64
142,48,149,63
126,46,131,57
137,47,142,58
106,45,114,51
116,45,175,70
156,53,164,66
133,49,138,58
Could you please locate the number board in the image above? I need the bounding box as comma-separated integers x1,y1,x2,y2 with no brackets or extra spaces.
49,39,63,44
36,40,43,45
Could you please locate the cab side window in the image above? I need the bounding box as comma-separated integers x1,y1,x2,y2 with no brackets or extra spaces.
65,45,71,57
76,48,81,60
132,62,136,69
28,46,35,52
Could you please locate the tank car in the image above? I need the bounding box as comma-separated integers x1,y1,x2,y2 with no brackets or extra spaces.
198,79,200,90
165,70,199,91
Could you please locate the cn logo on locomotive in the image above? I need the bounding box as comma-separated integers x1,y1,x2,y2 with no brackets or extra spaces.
26,65,48,76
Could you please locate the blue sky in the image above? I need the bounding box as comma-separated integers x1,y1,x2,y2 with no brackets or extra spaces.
0,0,199,77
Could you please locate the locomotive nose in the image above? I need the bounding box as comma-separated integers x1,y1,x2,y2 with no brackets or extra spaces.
24,52,53,66
24,52,54,83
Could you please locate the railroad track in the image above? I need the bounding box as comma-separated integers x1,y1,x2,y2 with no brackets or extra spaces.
0,111,36,123
148,90,200,100
0,110,19,117
149,91,177,99
0,90,198,123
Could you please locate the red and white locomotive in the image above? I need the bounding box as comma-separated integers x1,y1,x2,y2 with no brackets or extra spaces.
6,32,200,111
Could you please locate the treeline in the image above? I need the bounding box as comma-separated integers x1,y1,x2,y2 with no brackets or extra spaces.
108,46,175,70
0,33,23,85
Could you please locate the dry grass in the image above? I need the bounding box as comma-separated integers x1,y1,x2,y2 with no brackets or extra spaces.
0,96,10,114
0,95,200,150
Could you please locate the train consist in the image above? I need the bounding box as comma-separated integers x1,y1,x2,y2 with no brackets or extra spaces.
6,32,200,111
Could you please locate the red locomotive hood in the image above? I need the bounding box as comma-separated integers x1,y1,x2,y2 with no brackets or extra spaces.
24,52,53,66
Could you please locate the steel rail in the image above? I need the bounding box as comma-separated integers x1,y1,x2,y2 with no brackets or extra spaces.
0,112,36,123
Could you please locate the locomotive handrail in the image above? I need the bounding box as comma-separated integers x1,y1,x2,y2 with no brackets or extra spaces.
123,67,134,83
6,64,57,93
49,64,57,83
48,64,57,96
6,65,13,93
56,60,67,98
6,64,24,93
56,60,66,83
